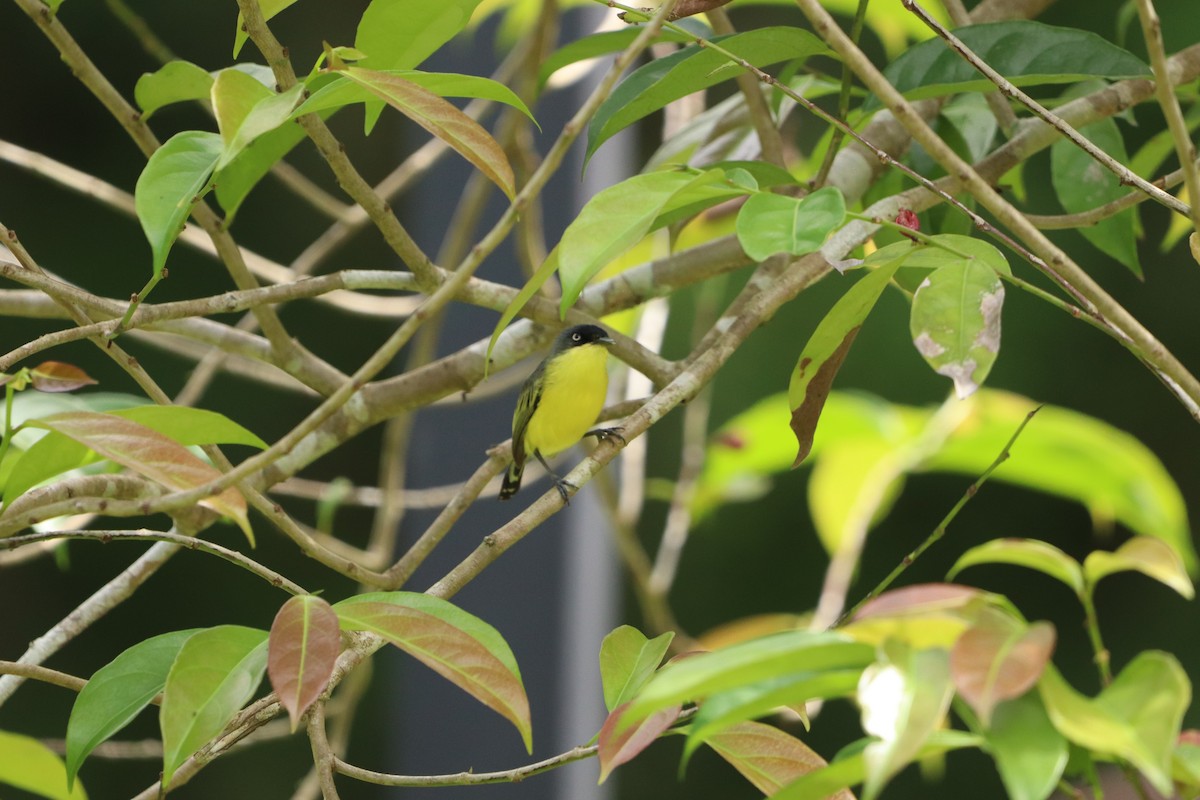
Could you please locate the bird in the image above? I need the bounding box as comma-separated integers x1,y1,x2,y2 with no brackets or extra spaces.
500,324,623,502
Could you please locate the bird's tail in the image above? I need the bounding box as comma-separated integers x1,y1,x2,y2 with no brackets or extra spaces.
499,461,523,500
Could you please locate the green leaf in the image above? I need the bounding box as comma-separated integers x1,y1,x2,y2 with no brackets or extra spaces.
268,596,342,731
788,260,902,466
872,21,1149,108
599,626,674,712
538,24,704,89
1083,536,1195,599
947,538,1086,596
340,67,515,200
950,610,1056,727
587,27,833,163
333,591,532,752
135,130,223,279
355,0,486,133
705,721,853,799
735,187,846,261
213,120,309,222
844,584,990,650
863,234,1012,276
135,61,214,118
858,643,954,800
927,390,1196,571
160,626,269,788
212,71,305,171
233,0,304,56
622,631,874,726
484,246,562,370
1051,117,1140,276
808,438,907,555
1039,654,1190,795
556,170,740,317
910,256,1004,399
773,730,981,800
65,630,200,787
683,670,861,762
22,411,253,543
295,70,535,124
979,694,1069,800
0,730,87,800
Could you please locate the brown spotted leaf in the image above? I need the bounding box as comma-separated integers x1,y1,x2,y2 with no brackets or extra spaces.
332,592,532,752
598,702,681,783
705,720,854,798
789,260,901,466
24,411,252,542
29,362,98,393
268,595,342,731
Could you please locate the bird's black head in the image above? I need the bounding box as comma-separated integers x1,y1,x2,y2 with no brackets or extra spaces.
552,324,614,354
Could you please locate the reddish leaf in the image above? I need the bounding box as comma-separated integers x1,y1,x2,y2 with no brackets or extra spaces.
268,595,342,731
342,67,516,200
29,362,98,393
25,411,252,542
852,584,983,621
332,592,532,752
951,613,1055,726
598,702,681,783
705,720,853,798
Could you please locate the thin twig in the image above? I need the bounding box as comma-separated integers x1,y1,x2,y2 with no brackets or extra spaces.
333,744,599,787
834,405,1042,628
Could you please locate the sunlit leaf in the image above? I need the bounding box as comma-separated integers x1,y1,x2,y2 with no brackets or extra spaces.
859,642,954,800
538,24,705,89
160,626,269,788
587,27,832,163
295,70,535,123
909,257,1004,399
135,131,223,279
705,721,853,798
789,260,902,466
735,187,846,261
22,411,252,542
0,730,88,800
65,630,200,787
268,596,342,731
599,626,674,712
1083,536,1194,599
844,584,990,649
808,437,906,556
135,61,214,118
333,591,532,751
951,611,1056,727
697,614,808,651
873,21,1149,108
213,73,305,171
597,702,680,783
1039,654,1190,795
29,362,97,394
947,538,1085,596
339,67,515,200
622,631,873,726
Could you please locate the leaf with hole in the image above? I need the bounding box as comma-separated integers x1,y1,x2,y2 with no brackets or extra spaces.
333,591,532,752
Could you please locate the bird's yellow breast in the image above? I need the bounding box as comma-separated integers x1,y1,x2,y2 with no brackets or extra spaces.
524,343,609,457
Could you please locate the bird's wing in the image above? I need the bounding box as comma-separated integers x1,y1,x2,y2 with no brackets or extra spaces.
510,374,543,465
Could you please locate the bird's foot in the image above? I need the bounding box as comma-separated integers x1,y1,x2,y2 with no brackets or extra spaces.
553,479,576,504
586,426,626,446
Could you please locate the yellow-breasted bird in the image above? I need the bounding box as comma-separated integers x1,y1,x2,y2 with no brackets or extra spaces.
499,324,623,502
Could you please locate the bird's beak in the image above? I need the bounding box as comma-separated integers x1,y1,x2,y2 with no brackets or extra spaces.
599,335,615,346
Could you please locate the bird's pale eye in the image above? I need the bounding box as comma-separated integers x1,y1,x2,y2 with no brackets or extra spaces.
572,333,581,341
